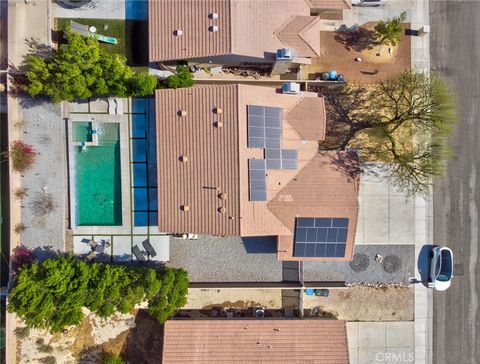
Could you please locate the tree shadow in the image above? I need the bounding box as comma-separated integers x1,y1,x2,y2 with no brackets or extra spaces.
120,310,164,364
329,150,361,181
334,25,375,52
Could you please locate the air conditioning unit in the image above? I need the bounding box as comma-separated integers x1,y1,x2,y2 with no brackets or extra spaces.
281,82,300,94
276,48,296,60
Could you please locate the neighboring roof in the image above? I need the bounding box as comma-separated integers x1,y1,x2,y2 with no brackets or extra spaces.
306,0,353,9
149,0,232,62
285,97,326,140
162,319,349,364
155,85,241,236
274,16,321,57
271,152,359,261
149,0,322,62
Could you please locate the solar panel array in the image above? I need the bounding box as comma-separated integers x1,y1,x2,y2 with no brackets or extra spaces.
248,159,267,201
247,105,299,201
293,218,349,258
247,105,283,149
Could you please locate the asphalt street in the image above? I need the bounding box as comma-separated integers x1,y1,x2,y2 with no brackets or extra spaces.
431,1,480,363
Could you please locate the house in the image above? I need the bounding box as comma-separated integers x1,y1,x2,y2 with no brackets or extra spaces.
149,0,350,69
155,84,359,261
162,319,349,364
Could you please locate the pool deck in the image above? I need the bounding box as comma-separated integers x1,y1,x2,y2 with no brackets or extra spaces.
66,98,170,262
68,112,131,235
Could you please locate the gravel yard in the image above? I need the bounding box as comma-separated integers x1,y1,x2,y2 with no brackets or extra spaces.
304,245,415,285
304,285,414,321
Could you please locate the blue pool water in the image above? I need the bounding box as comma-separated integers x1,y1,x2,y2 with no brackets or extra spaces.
125,0,148,20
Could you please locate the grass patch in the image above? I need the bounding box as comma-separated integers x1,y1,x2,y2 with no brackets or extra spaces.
55,18,126,57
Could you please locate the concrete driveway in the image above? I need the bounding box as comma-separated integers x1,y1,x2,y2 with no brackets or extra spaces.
348,322,415,364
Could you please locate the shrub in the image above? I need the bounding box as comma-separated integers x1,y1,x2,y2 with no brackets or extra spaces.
8,256,189,333
103,353,125,364
129,73,158,97
10,246,36,275
9,141,36,172
14,326,30,340
164,65,194,89
14,223,27,234
14,187,28,200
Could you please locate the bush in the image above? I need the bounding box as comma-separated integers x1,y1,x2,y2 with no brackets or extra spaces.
103,353,125,364
129,73,158,97
14,187,28,200
164,65,194,89
11,246,36,275
14,223,27,234
8,256,189,333
9,141,36,172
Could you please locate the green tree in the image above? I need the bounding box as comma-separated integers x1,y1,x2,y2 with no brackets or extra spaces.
23,26,157,102
164,65,194,89
319,70,457,194
8,256,189,333
374,12,407,47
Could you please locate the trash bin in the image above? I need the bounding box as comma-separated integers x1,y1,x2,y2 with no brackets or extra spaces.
305,288,315,296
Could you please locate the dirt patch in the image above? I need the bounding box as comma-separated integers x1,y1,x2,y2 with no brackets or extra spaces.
185,289,283,310
303,23,411,84
303,285,413,321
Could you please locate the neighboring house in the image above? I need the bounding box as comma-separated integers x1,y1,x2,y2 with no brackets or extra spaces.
155,84,359,261
148,0,350,69
162,319,349,364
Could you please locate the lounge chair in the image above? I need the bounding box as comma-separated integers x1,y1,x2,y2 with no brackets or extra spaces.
142,239,157,258
132,245,146,261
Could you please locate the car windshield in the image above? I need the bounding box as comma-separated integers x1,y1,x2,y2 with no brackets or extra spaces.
437,250,453,281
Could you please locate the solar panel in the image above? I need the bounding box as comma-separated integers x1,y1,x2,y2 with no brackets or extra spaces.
293,218,349,258
248,159,267,201
247,105,283,149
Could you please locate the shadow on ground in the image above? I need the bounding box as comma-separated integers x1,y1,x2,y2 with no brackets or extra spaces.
417,244,435,287
121,310,164,364
241,236,277,254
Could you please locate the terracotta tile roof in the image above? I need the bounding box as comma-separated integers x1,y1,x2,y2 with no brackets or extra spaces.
155,85,241,236
306,0,353,9
274,16,321,57
149,0,322,62
155,84,359,260
162,319,349,363
270,152,360,261
285,97,326,141
149,0,232,62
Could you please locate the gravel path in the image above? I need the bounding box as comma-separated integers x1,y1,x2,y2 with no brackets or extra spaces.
304,245,415,285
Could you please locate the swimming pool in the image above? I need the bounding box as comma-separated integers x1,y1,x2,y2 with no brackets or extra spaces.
73,122,122,226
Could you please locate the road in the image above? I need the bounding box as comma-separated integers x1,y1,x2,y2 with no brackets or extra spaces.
431,1,480,363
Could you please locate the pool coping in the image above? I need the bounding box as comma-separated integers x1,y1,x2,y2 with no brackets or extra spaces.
67,113,132,234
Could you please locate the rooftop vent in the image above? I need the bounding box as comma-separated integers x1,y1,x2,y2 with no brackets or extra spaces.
181,205,189,212
174,29,183,36
218,207,226,214
178,110,188,117
209,25,219,32
209,12,219,19
218,193,227,200
215,121,224,128
214,107,223,114
180,155,188,162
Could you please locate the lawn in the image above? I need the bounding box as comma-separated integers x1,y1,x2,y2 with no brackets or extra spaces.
55,18,149,67
56,18,127,57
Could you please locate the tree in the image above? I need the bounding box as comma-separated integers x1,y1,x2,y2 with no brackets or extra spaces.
374,12,407,47
8,256,189,333
319,70,457,194
164,65,194,89
23,26,158,102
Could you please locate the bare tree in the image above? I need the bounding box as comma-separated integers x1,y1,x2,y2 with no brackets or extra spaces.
318,70,457,194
